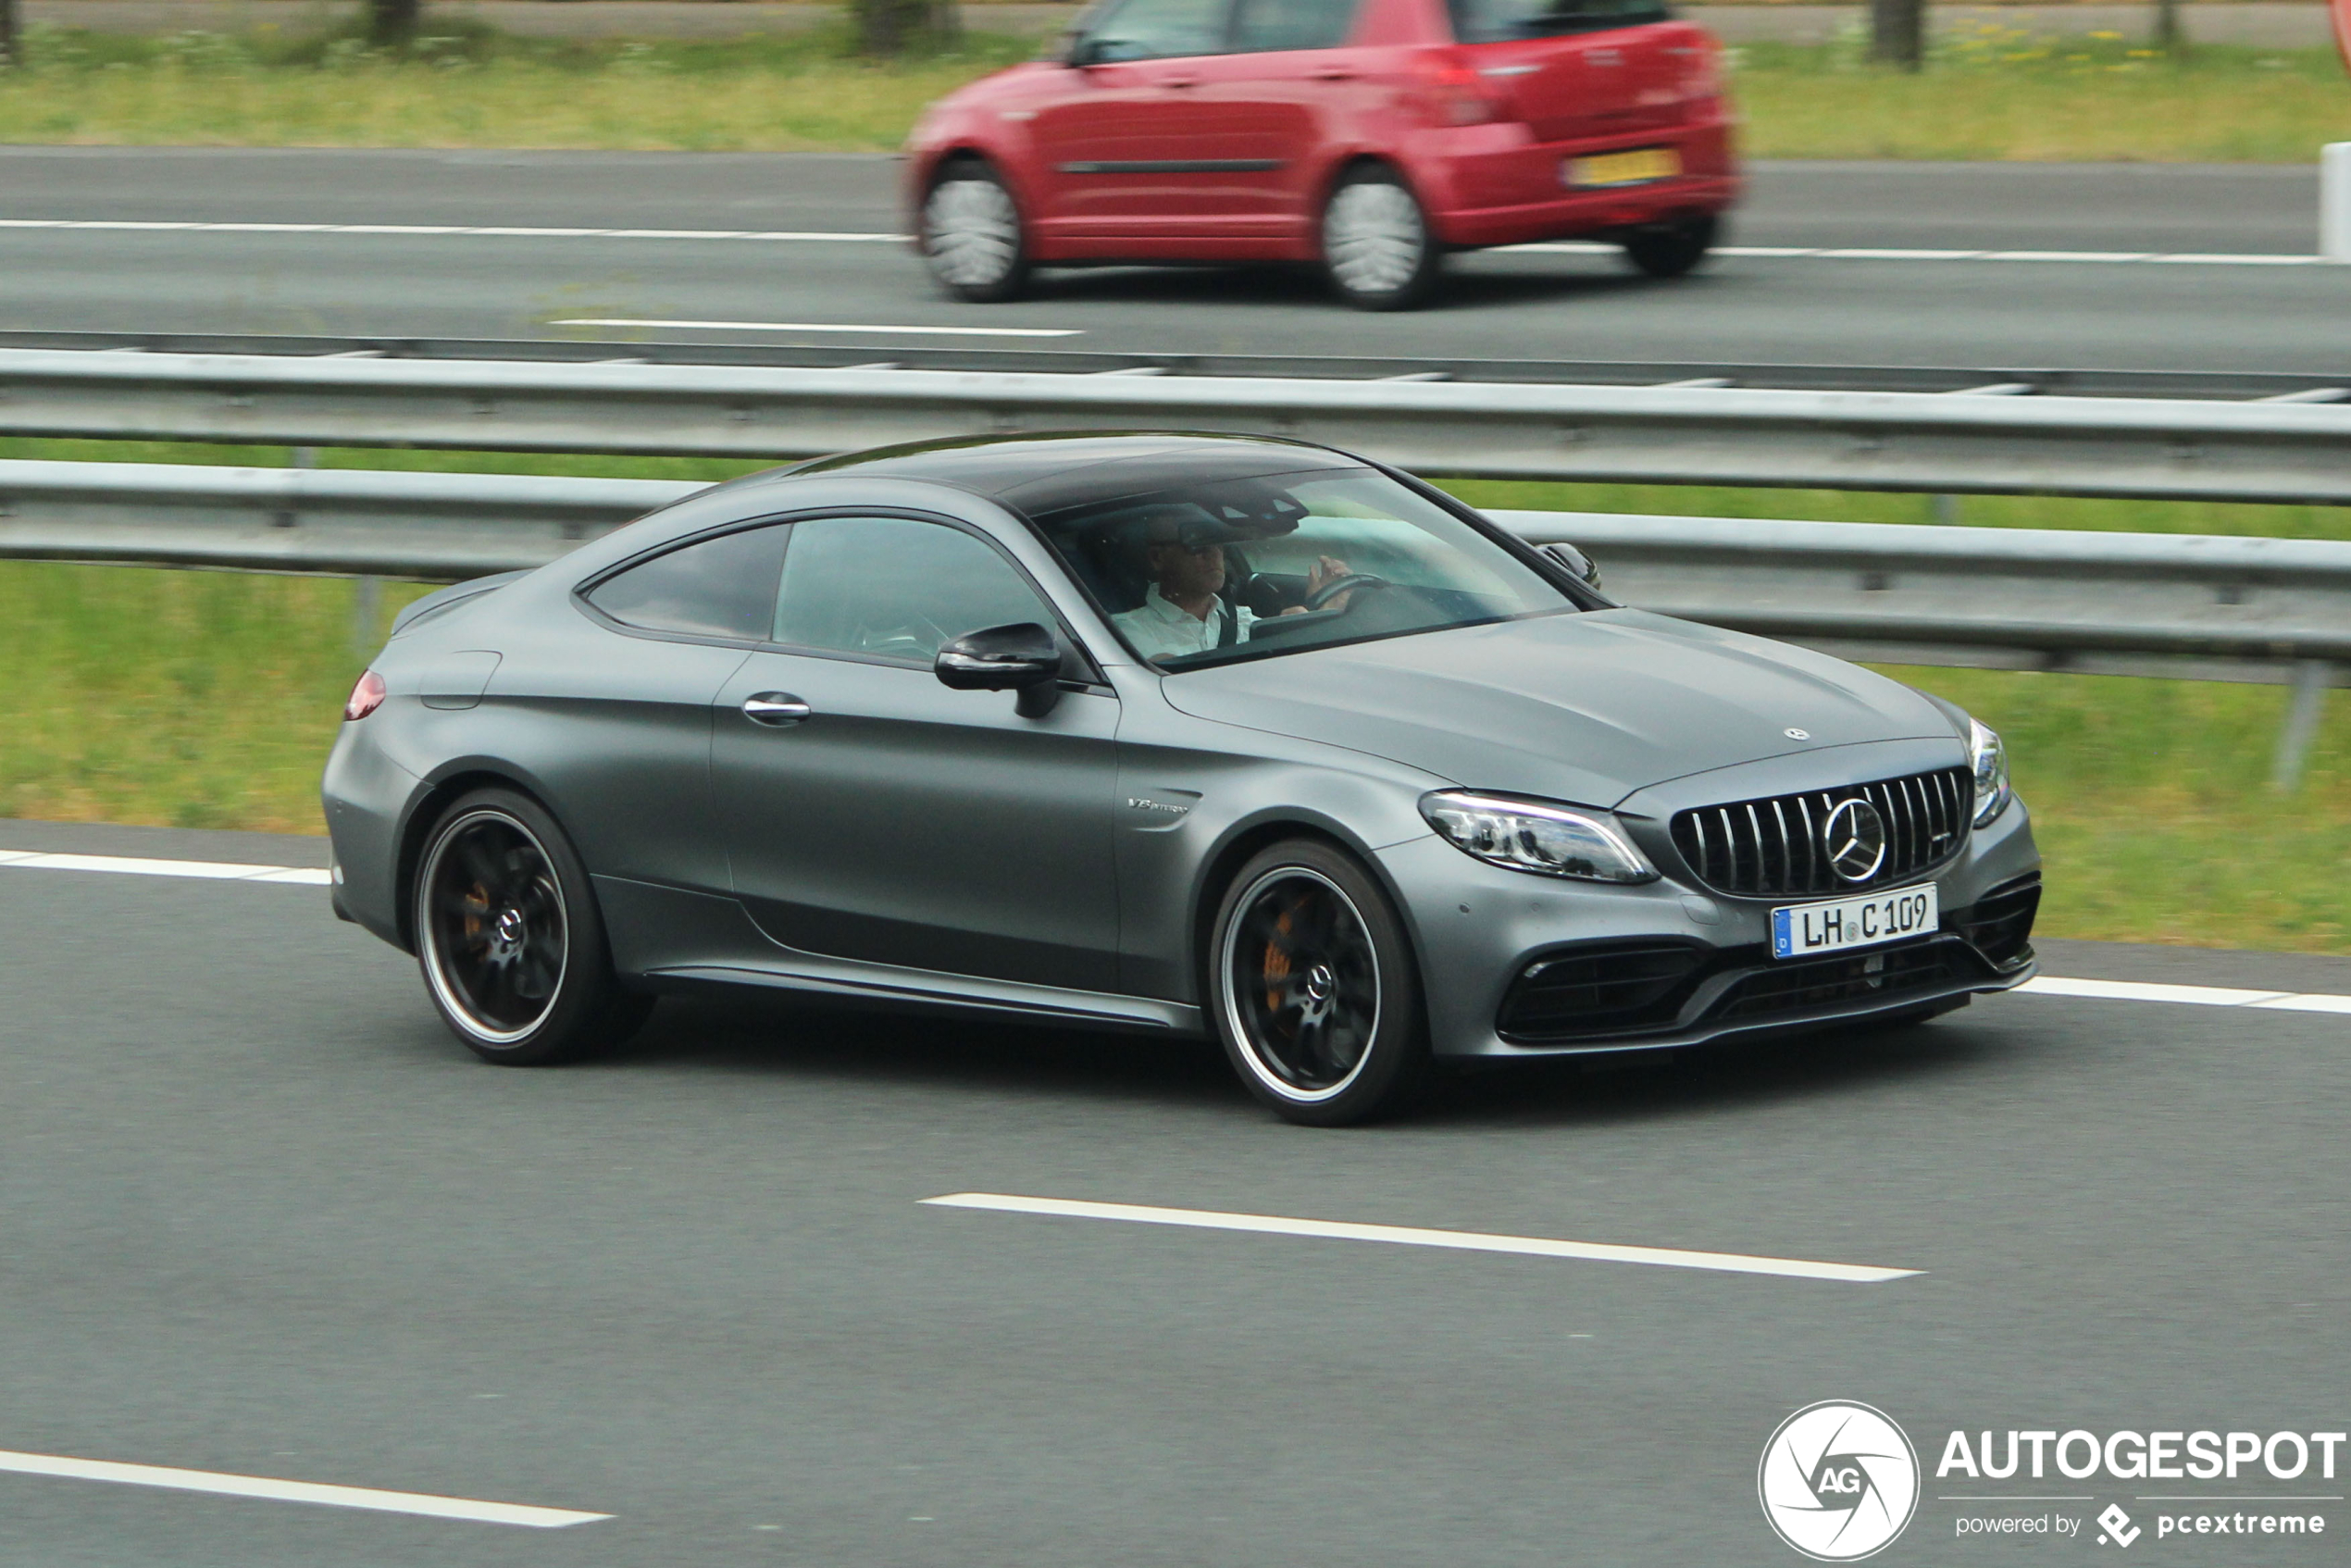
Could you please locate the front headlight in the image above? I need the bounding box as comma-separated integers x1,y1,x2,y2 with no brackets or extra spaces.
1420,791,1658,883
1968,717,2012,828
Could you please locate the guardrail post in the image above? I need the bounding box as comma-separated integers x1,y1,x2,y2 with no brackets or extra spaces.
2272,660,2332,791
2325,144,2351,264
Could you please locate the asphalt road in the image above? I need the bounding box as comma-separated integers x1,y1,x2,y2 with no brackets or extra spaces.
3,816,2347,1565
3,148,2344,372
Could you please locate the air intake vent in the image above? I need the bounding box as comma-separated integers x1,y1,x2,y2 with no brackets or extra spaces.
1670,766,1972,898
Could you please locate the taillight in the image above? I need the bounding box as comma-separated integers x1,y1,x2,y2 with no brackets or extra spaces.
344,669,386,722
1420,58,1506,127
1682,44,1723,103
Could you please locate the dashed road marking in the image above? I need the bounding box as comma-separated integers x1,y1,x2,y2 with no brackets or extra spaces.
0,1448,608,1527
548,317,1085,337
922,1192,1922,1283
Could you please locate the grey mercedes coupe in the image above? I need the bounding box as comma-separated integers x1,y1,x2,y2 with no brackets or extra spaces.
324,432,2041,1125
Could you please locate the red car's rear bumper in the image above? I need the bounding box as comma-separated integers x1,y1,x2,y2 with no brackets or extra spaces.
1408,116,1739,249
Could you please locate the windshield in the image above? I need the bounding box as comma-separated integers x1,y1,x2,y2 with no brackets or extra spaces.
1447,0,1668,43
1025,465,1577,671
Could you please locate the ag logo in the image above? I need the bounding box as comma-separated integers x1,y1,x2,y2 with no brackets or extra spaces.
1759,1400,1920,1561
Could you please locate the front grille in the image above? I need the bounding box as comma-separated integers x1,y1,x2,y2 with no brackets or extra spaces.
1712,939,1963,1021
1499,942,1706,1042
1670,766,1973,898
1955,874,2041,966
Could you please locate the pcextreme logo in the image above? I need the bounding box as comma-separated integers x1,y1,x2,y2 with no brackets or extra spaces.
1760,1401,1922,1562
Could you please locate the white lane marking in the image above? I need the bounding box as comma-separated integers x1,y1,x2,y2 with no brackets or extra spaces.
548,317,1083,338
0,219,2324,266
2017,976,2294,1007
921,1192,1920,1283
0,1448,607,1527
6,850,2346,1016
0,849,330,885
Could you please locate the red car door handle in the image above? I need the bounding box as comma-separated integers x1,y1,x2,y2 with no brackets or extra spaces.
1310,66,1356,81
1160,73,1200,88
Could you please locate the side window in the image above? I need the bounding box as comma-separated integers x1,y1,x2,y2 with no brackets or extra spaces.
1083,0,1232,61
1229,0,1357,52
773,516,1057,666
585,524,786,641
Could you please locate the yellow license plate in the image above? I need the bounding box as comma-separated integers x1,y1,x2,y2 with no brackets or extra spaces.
1564,148,1682,189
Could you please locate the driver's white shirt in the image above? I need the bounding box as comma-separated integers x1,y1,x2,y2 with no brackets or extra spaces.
1113,584,1259,662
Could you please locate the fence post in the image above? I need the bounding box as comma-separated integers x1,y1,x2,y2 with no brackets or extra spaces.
2272,660,2332,791
2324,144,2351,264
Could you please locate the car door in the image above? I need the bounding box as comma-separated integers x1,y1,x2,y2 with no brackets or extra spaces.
1200,0,1370,239
709,514,1124,993
1027,0,1263,241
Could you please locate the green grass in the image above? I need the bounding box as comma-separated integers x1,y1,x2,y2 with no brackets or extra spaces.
0,25,2344,159
1,439,2344,951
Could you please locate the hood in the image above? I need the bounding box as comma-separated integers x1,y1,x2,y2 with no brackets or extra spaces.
1158,609,1959,807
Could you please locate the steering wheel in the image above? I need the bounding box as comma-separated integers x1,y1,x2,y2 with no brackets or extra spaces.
1304,573,1392,612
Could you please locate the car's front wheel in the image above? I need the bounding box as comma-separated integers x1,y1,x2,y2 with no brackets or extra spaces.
922,159,1031,304
1210,839,1430,1125
413,788,650,1065
1320,165,1443,311
1621,214,1718,279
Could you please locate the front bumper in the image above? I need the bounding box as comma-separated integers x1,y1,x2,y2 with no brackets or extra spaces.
1381,796,2041,1060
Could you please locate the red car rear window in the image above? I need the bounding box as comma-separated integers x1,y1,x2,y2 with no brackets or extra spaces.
1447,0,1669,42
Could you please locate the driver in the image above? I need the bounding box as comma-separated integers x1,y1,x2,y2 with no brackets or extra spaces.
1113,508,1353,663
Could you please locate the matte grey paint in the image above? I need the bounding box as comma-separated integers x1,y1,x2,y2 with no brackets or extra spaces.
324,433,2041,1059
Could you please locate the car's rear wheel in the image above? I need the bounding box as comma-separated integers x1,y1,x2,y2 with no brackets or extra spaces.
922,159,1031,304
1622,214,1718,279
1210,840,1430,1125
414,788,650,1065
1320,165,1443,311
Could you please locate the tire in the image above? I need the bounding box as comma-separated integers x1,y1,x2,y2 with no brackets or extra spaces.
1319,165,1443,312
1621,214,1718,280
412,788,652,1065
921,159,1031,304
1208,839,1431,1126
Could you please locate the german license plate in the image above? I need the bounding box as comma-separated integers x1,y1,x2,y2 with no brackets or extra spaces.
1564,147,1681,189
1771,885,1938,961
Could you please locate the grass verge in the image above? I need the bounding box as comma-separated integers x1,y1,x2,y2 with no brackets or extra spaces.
0,439,2344,951
0,27,2344,159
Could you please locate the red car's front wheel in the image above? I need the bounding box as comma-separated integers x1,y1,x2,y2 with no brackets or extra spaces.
922,160,1031,304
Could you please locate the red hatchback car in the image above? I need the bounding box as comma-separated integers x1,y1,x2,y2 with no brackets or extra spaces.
905,0,1738,310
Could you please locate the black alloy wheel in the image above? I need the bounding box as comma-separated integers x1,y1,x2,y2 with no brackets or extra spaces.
414,788,650,1064
1211,839,1430,1125
1622,214,1719,280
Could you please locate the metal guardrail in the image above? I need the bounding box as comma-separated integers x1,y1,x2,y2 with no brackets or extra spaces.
2,457,2337,782
7,346,2351,504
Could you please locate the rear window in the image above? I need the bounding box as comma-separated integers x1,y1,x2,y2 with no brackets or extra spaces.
1229,0,1359,53
1447,0,1668,43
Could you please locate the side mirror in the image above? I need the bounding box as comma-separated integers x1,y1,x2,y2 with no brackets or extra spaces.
1539,541,1605,593
1062,32,1104,67
936,622,1064,716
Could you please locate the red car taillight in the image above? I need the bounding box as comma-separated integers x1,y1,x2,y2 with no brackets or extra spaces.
1419,58,1507,127
344,669,386,722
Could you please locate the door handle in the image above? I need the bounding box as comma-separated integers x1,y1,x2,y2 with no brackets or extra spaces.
741,692,813,727
1160,73,1200,88
1310,66,1356,81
